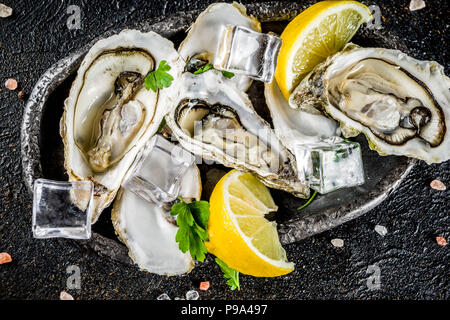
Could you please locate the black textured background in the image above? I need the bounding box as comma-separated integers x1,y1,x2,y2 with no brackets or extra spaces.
0,0,449,300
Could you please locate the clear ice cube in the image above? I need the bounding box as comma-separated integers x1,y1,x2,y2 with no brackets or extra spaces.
123,135,195,206
213,25,282,82
32,179,94,239
294,137,365,194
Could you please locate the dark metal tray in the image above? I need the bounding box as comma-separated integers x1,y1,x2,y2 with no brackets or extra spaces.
21,2,415,265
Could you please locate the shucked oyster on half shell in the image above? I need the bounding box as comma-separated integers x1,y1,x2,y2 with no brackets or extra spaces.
178,2,261,92
61,30,184,222
112,164,202,275
166,71,310,198
290,44,450,164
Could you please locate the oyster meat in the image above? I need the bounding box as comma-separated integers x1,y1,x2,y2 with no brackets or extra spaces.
167,71,309,198
290,44,450,164
179,2,261,91
112,164,202,275
61,30,184,222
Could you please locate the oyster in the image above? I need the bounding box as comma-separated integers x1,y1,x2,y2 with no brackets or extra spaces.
61,30,184,222
112,164,202,275
264,79,340,152
179,2,261,91
166,71,309,198
290,44,450,164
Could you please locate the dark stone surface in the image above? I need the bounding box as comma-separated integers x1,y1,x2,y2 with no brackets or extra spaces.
0,0,449,300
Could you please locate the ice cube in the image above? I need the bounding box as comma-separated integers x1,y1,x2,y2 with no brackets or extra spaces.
32,179,93,239
122,135,195,206
213,25,282,82
294,137,365,194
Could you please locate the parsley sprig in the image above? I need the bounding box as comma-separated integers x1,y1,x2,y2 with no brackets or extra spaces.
170,197,210,262
144,60,174,92
193,63,213,74
215,258,240,290
170,197,241,290
192,62,235,79
220,70,235,79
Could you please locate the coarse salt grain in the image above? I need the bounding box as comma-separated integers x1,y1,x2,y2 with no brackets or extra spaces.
409,0,426,11
436,236,447,246
59,291,74,300
0,4,12,18
199,281,210,291
430,179,446,191
186,290,199,300
156,293,170,300
5,78,18,90
331,238,344,248
374,225,388,237
0,252,12,264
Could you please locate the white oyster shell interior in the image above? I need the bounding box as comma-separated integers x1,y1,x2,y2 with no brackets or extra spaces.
62,29,184,222
264,79,339,152
112,165,202,275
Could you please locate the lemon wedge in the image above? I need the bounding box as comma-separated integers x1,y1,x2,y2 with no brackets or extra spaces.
206,170,294,277
275,0,372,100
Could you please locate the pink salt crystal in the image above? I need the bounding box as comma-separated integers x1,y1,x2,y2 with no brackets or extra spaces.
430,179,446,191
60,291,74,300
436,236,447,247
199,281,210,291
5,78,18,90
0,252,12,264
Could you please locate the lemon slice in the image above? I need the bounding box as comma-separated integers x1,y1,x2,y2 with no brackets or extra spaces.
206,170,294,277
275,0,372,100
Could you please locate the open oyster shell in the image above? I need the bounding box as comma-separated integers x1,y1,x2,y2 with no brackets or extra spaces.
60,29,184,222
167,71,309,198
112,164,202,275
290,44,450,164
264,79,339,153
178,2,261,92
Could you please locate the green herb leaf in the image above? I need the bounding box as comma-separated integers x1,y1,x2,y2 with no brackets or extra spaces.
221,70,235,79
157,118,166,133
215,258,240,290
193,63,213,75
144,60,174,92
191,62,235,79
158,60,171,72
297,190,317,210
171,198,210,262
171,200,194,226
188,201,210,230
189,230,207,262
175,225,190,253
